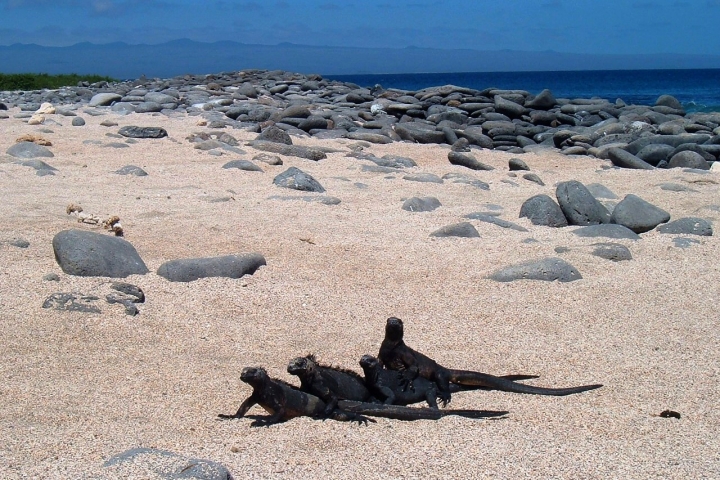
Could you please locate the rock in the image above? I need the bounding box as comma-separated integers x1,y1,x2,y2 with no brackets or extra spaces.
7,141,54,158
273,167,325,192
253,153,283,165
608,147,654,170
442,173,490,190
591,242,633,261
257,125,292,144
157,253,266,282
52,229,149,278
610,194,670,233
222,159,263,172
556,180,611,225
345,132,393,144
464,212,528,232
673,237,701,248
402,196,441,212
403,173,444,184
115,165,148,176
636,144,674,166
134,102,163,114
522,173,545,186
247,140,326,161
118,126,168,139
668,151,710,170
71,117,86,127
448,151,494,170
572,224,641,240
519,194,568,227
8,238,30,248
43,273,60,281
106,282,145,315
508,158,530,171
429,222,480,238
102,447,232,480
585,183,618,200
88,92,122,107
17,158,57,173
525,89,557,110
42,292,102,314
656,217,713,236
494,95,526,118
655,94,683,110
487,257,581,282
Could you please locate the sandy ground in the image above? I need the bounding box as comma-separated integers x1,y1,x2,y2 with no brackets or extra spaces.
0,108,719,479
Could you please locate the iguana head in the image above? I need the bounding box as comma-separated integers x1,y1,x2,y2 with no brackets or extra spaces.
240,366,268,385
287,354,317,377
385,316,404,342
359,354,380,370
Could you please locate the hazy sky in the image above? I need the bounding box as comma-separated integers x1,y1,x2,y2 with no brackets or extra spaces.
1,0,719,55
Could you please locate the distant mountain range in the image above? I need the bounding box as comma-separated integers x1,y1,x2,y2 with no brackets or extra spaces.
1,39,719,79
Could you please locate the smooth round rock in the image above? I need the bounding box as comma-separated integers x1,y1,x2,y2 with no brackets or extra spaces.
572,224,641,240
52,229,149,278
668,151,710,170
488,257,581,282
448,151,494,171
608,147,654,170
118,126,168,139
273,167,325,192
429,222,480,238
656,217,713,236
610,194,670,233
88,93,122,107
115,165,148,176
71,117,86,127
519,194,568,227
402,197,441,212
222,159,263,172
7,141,54,158
556,180,611,226
157,253,266,282
591,243,633,261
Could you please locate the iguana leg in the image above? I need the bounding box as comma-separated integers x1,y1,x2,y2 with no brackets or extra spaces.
435,371,452,406
425,385,440,409
218,395,256,419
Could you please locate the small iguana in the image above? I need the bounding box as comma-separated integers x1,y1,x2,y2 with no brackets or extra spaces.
218,366,509,424
287,355,371,415
379,316,603,405
359,354,538,409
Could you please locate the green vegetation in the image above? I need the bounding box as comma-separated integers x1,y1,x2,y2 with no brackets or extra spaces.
0,73,118,91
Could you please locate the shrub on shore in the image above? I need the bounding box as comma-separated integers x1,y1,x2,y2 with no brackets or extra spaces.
0,73,117,91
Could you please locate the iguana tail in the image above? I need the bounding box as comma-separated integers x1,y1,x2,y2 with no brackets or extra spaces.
448,370,602,396
337,400,508,421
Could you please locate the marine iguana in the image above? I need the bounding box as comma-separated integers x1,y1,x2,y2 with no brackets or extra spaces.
378,316,603,405
287,355,371,415
359,354,538,409
218,366,509,424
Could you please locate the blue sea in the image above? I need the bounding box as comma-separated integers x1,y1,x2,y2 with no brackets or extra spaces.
326,69,720,113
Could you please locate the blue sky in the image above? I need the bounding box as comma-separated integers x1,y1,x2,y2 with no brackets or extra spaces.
1,0,719,55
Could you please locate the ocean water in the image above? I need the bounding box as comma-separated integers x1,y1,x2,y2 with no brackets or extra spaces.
326,69,720,113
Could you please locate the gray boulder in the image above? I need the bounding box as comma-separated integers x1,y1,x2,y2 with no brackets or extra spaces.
118,126,168,139
115,165,148,176
402,196,441,212
7,141,54,158
508,157,530,171
591,243,633,262
610,194,670,233
103,447,231,480
257,125,292,145
556,180,611,225
248,140,326,161
488,257,581,282
157,253,266,282
52,229,149,278
519,194,568,227
668,151,710,170
222,159,263,172
657,217,713,236
608,147,654,170
273,167,325,192
572,224,641,240
88,92,122,107
429,222,480,238
448,151,494,170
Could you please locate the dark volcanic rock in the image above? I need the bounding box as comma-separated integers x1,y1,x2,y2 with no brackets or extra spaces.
585,183,618,200
115,165,148,176
448,151,494,170
257,125,292,144
522,173,545,186
464,212,528,232
403,173,444,184
610,194,670,233
655,94,683,110
608,147,654,170
636,144,675,166
273,167,325,192
402,196,441,212
556,180,611,225
668,151,710,170
248,140,326,161
525,89,557,110
656,217,713,236
157,253,266,282
42,292,102,314
103,447,232,480
52,229,149,278
508,157,530,171
487,257,581,282
572,224,641,240
591,242,633,261
118,126,168,139
222,159,263,172
519,194,568,227
7,141,54,158
430,222,479,238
